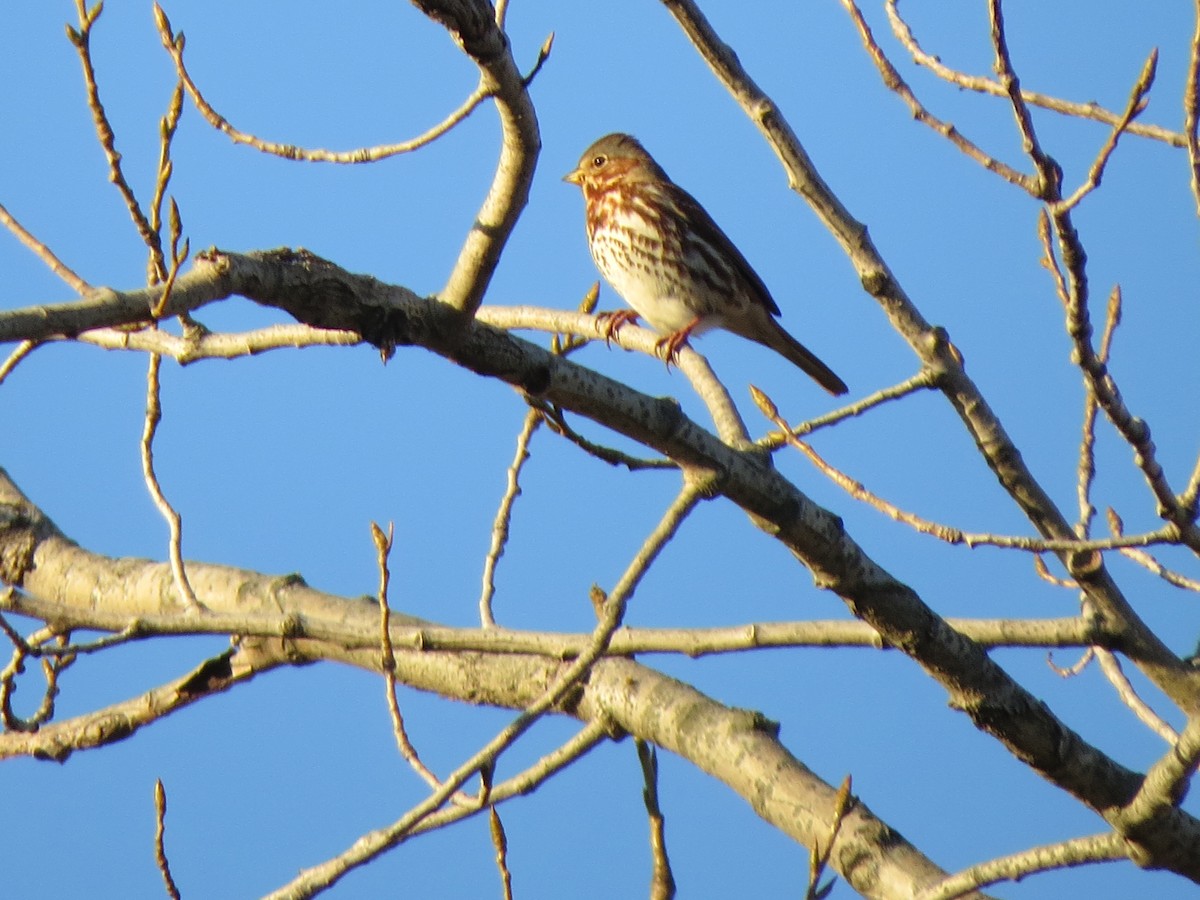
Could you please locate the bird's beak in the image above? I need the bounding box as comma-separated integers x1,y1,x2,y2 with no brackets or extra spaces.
563,167,583,185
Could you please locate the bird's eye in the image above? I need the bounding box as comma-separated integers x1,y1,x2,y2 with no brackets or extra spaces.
591,154,606,168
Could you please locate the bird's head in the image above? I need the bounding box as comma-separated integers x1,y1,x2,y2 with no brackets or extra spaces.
564,133,666,193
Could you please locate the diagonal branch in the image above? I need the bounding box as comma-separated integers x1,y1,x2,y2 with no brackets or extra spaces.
4,250,1199,879
152,3,494,164
654,0,1198,720
408,0,540,318
886,0,1182,147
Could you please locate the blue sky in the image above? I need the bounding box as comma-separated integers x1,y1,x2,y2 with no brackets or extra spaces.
2,1,1199,897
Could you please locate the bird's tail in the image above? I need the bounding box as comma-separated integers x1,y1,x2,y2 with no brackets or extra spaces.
743,316,848,396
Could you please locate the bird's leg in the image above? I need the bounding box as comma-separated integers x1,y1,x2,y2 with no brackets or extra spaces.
656,317,703,368
595,308,641,347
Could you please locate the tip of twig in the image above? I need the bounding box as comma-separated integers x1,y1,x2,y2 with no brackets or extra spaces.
748,384,779,421
522,31,555,86
579,281,600,315
152,2,171,37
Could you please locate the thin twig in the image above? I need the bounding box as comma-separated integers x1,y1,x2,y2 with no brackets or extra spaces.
886,0,1182,146
839,0,1035,191
1037,212,1070,307
151,4,494,164
805,775,852,900
636,739,676,900
1183,449,1200,522
1033,554,1077,590
0,621,73,733
373,521,474,807
754,386,1175,554
0,202,92,294
1108,508,1200,592
479,409,541,627
1116,546,1200,592
489,806,514,900
0,340,42,388
758,369,936,451
917,832,1127,900
1055,50,1158,212
385,719,609,846
149,81,186,273
1183,1,1200,514
1047,648,1095,678
154,779,183,900
24,621,147,657
67,0,164,269
140,353,202,612
521,33,555,87
1095,648,1178,743
987,0,1056,196
1185,0,1200,215
1041,217,1185,533
265,482,706,898
1075,287,1122,537
533,400,675,471
78,322,362,362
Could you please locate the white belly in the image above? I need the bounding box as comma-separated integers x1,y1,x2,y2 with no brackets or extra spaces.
590,232,718,335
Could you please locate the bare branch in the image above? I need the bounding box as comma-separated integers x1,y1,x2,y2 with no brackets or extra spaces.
1185,1,1200,214
67,0,164,273
265,481,706,898
1076,287,1121,536
0,645,285,761
756,387,1176,555
636,739,676,900
5,245,1200,876
758,369,937,451
408,0,540,318
0,613,70,733
151,3,493,164
805,775,852,900
917,832,1128,900
840,0,1035,191
1048,648,1095,678
373,521,475,806
1056,50,1158,212
1095,649,1178,744
0,201,92,294
655,1,1191,714
78,322,362,362
1109,508,1200,592
480,409,542,626
488,806,514,900
886,0,1182,147
0,340,42,388
987,0,1057,197
1115,715,1200,861
154,780,183,900
533,400,676,471
139,354,201,612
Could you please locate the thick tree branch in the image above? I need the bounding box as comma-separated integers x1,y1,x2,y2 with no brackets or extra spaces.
409,0,540,318
2,250,1199,879
656,0,1199,720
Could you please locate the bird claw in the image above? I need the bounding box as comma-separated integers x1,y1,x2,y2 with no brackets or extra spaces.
654,333,689,369
595,309,641,347
655,318,702,370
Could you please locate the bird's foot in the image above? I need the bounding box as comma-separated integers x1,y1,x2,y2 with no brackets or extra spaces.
655,318,702,369
596,309,641,347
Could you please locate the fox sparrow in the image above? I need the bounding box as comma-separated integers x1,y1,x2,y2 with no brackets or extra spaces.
564,133,847,395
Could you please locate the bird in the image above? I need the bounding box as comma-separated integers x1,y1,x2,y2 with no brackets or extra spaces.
564,132,847,396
